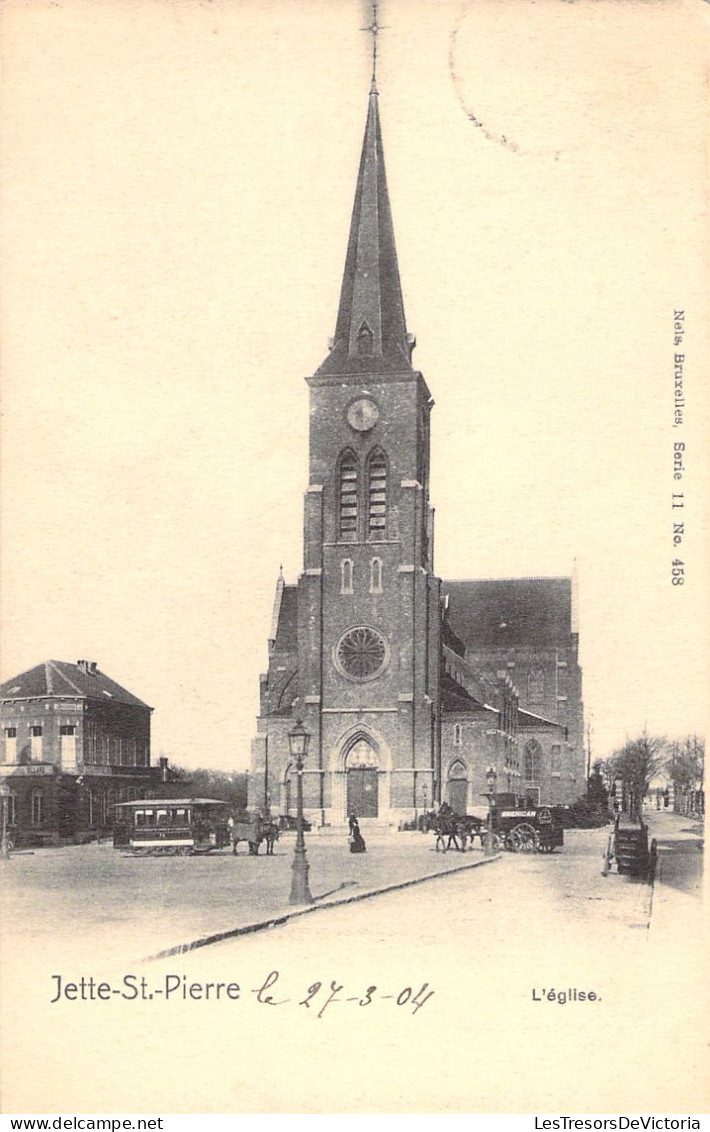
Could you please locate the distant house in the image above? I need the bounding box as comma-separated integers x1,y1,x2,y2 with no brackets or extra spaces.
0,659,171,846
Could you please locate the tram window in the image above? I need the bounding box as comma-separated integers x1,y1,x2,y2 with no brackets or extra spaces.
135,810,146,827
174,808,187,821
142,809,156,826
156,809,168,826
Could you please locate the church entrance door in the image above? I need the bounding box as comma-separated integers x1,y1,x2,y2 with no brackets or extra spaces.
346,769,379,818
447,778,468,815
446,760,468,815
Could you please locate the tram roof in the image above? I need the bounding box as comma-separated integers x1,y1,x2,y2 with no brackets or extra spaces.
115,797,229,807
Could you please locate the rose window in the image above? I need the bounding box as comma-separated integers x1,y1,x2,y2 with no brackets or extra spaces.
334,626,388,681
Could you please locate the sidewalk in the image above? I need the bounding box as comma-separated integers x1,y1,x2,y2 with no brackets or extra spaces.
643,808,704,943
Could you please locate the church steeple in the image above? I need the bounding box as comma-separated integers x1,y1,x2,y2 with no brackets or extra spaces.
316,89,414,377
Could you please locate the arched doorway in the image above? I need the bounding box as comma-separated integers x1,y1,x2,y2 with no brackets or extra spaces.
446,759,468,815
345,737,379,818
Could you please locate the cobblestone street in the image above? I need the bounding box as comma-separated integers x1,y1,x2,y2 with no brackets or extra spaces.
1,811,704,1112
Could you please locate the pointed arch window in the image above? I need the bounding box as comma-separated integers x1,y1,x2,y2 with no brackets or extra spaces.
357,321,374,356
367,448,388,535
453,723,463,747
528,666,545,704
341,558,354,595
370,556,383,594
524,740,542,783
338,450,359,540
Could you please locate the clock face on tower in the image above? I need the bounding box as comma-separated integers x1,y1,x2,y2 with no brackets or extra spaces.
346,397,379,433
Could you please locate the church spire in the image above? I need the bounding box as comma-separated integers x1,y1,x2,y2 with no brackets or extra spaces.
316,84,414,377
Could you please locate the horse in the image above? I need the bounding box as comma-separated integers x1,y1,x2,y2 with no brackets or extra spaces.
432,813,483,852
230,815,280,856
262,821,279,855
433,814,466,852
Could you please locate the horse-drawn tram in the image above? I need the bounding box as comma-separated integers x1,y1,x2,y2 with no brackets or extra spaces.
113,798,231,855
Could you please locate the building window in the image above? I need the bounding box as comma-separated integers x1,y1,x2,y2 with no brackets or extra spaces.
370,556,383,594
357,321,374,356
340,558,354,595
30,726,43,761
3,727,17,763
453,723,463,746
338,450,359,540
528,667,545,704
31,790,45,825
60,724,76,766
367,449,387,535
551,744,561,776
524,740,542,783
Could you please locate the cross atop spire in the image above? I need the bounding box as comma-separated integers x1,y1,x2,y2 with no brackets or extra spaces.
314,16,414,380
361,1,384,93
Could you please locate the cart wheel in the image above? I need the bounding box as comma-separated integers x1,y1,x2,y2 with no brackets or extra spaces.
509,823,539,853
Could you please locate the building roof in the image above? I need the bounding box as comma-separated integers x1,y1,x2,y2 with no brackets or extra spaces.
440,671,491,715
442,577,573,648
0,660,151,709
315,90,413,377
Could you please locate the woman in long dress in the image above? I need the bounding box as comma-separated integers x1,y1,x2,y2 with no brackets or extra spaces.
349,815,366,854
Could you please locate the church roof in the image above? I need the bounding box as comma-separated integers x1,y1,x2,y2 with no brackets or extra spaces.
0,660,151,709
518,707,565,732
315,90,413,377
440,671,491,714
442,577,573,648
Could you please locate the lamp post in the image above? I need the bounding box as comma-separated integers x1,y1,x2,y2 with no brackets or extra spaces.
288,719,313,905
0,783,12,860
484,765,498,857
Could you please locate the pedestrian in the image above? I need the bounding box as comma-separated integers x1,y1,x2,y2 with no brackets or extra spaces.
349,815,366,854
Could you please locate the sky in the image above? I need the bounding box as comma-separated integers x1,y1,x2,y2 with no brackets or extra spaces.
1,0,708,772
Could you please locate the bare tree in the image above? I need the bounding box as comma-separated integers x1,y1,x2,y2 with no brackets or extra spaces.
595,757,617,798
611,730,667,819
668,734,704,791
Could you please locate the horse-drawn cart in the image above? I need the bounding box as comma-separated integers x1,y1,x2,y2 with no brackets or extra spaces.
429,794,564,854
229,813,279,856
494,800,564,854
602,814,657,880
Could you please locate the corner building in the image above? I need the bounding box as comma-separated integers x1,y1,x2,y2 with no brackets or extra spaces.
0,659,167,846
250,87,584,826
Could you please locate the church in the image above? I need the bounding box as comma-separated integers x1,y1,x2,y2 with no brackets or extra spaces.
249,77,584,828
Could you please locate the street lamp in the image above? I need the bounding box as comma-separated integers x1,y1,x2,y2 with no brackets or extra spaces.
484,765,498,857
0,783,12,860
288,719,313,905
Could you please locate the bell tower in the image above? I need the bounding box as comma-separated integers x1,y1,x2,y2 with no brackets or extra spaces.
295,84,442,824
